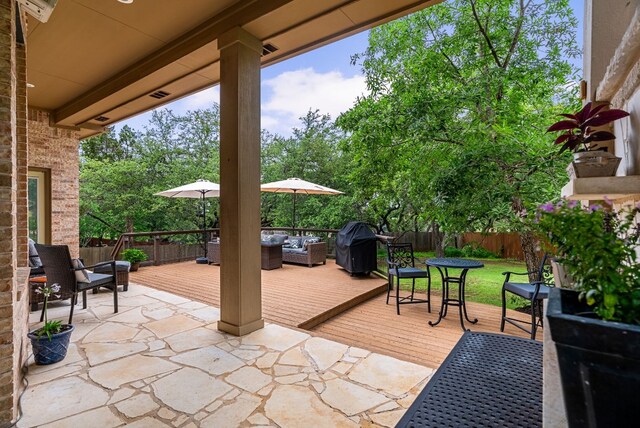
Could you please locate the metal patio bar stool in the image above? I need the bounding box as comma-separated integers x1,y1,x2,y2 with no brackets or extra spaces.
386,242,431,315
500,253,554,340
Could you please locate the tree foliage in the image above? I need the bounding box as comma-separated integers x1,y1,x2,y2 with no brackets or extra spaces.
80,107,355,243
337,0,580,262
79,0,581,271
261,110,353,229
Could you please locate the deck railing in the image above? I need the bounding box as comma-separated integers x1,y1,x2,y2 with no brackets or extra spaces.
96,228,344,267
76,228,398,271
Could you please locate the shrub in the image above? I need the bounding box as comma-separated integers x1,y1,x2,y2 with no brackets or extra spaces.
444,246,464,257
462,243,498,259
122,248,148,264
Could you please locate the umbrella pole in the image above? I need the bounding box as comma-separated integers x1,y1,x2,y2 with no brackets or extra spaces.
292,190,297,234
202,192,208,258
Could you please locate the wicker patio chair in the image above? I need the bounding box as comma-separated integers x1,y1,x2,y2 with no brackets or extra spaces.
35,244,118,324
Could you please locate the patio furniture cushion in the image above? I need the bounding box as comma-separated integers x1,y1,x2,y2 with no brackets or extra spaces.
260,234,288,246
504,282,551,300
389,266,429,279
28,238,42,268
72,258,91,283
78,272,114,290
92,260,131,274
302,237,321,249
29,238,45,276
288,238,302,248
283,248,307,254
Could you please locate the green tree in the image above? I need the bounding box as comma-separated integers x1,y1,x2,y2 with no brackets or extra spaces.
80,106,223,242
338,0,580,266
261,110,355,229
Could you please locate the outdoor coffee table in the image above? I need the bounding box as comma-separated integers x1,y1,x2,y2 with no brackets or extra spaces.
426,258,484,331
208,241,283,270
396,332,542,427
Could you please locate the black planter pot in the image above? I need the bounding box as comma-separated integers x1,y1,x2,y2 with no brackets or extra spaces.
547,288,640,428
28,324,74,365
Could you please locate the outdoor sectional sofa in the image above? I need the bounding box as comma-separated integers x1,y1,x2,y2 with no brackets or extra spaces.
262,234,327,267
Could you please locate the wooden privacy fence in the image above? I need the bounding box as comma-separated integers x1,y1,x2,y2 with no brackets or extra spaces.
461,232,524,260
386,232,437,252
79,245,114,267
378,231,526,260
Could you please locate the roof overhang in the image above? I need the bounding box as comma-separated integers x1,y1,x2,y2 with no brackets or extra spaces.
25,0,443,138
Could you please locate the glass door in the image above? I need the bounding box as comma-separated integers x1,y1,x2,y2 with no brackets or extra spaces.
28,170,49,243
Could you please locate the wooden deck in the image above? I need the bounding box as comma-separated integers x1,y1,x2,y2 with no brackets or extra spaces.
130,260,387,330
131,260,536,368
311,293,534,367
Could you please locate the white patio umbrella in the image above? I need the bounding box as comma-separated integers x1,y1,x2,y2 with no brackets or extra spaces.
260,177,343,231
155,179,220,262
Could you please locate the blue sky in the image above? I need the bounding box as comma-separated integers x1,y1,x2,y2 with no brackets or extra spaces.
117,0,584,137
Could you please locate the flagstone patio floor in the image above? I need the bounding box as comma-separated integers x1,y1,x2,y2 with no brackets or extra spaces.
131,260,535,367
19,284,433,428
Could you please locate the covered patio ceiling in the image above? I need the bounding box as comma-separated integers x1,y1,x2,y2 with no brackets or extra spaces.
26,0,443,138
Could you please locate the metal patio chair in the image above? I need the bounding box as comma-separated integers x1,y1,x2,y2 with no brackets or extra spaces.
386,242,431,315
500,253,554,340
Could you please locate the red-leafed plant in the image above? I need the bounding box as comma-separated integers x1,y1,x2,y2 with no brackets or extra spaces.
547,102,629,153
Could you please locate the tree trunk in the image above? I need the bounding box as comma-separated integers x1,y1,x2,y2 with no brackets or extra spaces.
432,221,445,257
511,196,539,279
126,217,134,233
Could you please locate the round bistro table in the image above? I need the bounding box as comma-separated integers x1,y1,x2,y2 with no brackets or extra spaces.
426,258,484,331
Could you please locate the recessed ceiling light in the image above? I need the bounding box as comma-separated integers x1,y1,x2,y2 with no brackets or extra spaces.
27,83,35,88
118,0,134,4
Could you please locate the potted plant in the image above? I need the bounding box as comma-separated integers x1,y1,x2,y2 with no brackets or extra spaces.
121,248,148,272
547,102,629,179
27,283,74,365
536,199,640,427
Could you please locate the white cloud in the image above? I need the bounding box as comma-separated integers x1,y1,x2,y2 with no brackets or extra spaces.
261,68,366,135
174,86,220,113
118,69,366,136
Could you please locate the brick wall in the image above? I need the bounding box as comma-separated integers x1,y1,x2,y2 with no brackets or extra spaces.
16,43,26,269
0,2,80,421
0,0,19,423
27,110,80,257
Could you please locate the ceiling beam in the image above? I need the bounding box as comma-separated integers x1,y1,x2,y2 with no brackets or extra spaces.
53,0,294,126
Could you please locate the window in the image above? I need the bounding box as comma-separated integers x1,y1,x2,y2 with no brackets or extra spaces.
28,169,50,243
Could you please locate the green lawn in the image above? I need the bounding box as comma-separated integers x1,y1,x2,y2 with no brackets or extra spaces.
377,251,528,309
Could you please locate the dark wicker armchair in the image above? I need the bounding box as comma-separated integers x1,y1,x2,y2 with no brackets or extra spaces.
35,244,118,324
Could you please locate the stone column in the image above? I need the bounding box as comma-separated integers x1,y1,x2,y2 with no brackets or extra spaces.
583,0,637,101
217,27,264,336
